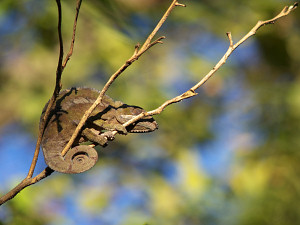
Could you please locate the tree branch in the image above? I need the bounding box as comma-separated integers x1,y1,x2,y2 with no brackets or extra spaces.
0,0,83,206
0,1,297,206
113,2,298,133
60,0,186,157
62,0,82,69
0,168,53,204
26,0,64,179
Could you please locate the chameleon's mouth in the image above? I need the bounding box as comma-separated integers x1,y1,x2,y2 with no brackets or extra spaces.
117,114,158,133
126,120,158,133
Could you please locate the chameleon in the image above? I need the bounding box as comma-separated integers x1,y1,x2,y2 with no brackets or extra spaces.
40,87,158,174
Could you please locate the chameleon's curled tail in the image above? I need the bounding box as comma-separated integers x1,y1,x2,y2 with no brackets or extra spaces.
43,145,98,174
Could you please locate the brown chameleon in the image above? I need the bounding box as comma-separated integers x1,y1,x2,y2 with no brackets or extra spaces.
40,87,158,174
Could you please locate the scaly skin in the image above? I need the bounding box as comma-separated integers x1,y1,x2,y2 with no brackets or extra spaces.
40,87,158,174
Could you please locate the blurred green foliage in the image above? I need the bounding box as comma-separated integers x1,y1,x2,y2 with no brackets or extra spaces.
0,0,299,224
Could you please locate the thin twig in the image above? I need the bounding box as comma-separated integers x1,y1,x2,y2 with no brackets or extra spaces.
60,0,185,157
0,0,184,205
191,2,298,92
113,2,299,132
28,0,83,177
0,0,83,205
26,0,64,179
62,0,82,69
139,0,185,53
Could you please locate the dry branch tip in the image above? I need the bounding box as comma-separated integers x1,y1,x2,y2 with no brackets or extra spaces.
289,2,298,11
282,6,289,13
282,2,298,13
152,36,166,45
226,32,233,47
135,43,141,49
175,2,186,7
134,43,141,54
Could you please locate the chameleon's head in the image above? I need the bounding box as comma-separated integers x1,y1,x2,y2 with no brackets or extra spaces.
116,106,158,133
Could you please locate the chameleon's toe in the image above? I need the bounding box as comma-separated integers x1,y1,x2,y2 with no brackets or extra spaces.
102,131,115,141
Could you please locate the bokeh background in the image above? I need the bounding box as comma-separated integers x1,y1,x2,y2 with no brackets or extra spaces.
0,0,299,224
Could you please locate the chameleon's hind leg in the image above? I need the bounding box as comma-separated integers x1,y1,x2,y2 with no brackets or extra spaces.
81,128,114,146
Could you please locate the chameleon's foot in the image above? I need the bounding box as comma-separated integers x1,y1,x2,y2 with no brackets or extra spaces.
102,131,115,141
82,128,108,146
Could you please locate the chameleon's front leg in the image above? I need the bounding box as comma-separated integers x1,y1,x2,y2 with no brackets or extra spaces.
81,128,116,146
